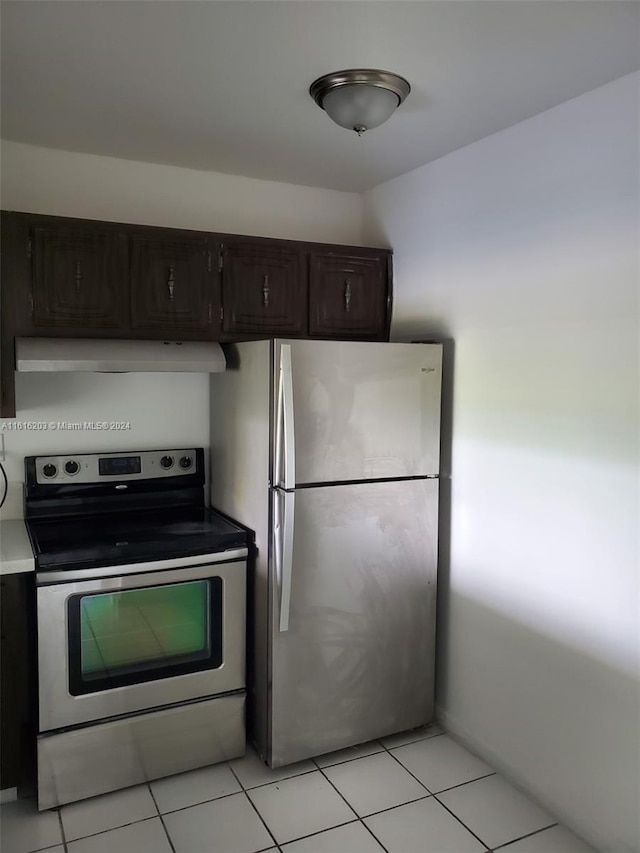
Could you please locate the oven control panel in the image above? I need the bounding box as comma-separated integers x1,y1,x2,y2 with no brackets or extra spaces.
34,449,198,484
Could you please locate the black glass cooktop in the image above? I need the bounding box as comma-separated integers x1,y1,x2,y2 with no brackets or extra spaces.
27,507,247,571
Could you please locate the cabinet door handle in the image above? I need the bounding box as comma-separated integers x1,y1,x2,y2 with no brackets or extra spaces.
263,274,270,307
74,260,82,295
344,279,352,312
167,265,175,301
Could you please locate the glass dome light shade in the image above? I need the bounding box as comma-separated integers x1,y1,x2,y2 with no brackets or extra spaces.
310,70,410,135
321,84,400,133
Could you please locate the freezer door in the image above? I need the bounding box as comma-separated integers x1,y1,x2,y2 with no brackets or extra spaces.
269,478,438,767
273,340,442,486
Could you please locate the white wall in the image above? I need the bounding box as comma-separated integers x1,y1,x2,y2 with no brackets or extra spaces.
0,143,365,518
363,72,639,853
0,374,210,519
0,141,365,244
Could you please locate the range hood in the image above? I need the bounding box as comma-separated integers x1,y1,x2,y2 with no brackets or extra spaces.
15,338,226,373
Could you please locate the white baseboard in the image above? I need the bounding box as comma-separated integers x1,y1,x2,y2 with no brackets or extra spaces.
0,787,17,804
435,704,621,853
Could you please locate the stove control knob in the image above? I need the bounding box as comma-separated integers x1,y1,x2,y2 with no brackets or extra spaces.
42,463,57,479
64,460,80,475
179,455,193,470
160,456,174,469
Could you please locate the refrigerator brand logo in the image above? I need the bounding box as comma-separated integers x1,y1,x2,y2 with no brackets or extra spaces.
421,367,435,373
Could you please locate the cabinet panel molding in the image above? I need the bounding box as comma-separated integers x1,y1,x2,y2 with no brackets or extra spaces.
31,225,128,330
222,242,306,335
309,253,388,339
130,233,218,337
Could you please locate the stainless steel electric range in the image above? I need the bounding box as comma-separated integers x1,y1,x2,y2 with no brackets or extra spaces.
24,448,248,810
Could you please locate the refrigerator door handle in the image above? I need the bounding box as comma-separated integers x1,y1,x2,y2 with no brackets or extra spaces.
274,489,295,633
275,353,285,488
273,489,283,619
279,343,296,490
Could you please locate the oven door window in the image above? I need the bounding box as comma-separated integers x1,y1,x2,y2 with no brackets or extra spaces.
67,578,223,695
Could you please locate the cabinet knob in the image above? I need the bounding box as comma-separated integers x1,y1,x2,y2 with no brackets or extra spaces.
262,274,270,308
167,265,175,301
344,279,352,312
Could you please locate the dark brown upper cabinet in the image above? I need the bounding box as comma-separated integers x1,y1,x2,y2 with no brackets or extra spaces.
221,242,305,336
130,232,219,338
1,211,392,418
30,222,128,331
309,253,389,339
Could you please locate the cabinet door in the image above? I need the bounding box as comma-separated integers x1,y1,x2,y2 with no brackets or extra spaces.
222,243,305,335
1,574,35,795
309,254,389,339
31,225,128,330
130,234,218,337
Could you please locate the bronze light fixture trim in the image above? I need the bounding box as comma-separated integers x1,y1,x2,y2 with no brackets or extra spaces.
309,69,411,136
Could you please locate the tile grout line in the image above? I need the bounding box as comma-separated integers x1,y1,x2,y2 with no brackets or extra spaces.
422,732,564,850
23,844,67,853
234,755,392,851
246,769,318,790
360,792,434,820
38,729,560,853
49,769,278,851
429,792,493,851
311,729,445,771
491,822,559,851
230,733,479,850
144,781,248,817
57,815,164,848
379,729,446,750
57,808,69,853
240,767,318,791
379,737,493,851
317,749,494,853
55,757,370,846
312,742,384,770
228,762,280,852
278,818,367,850
378,735,442,796
223,731,441,788
382,731,564,852
433,771,498,795
147,782,177,853
314,762,393,853
379,729,491,796
316,731,562,853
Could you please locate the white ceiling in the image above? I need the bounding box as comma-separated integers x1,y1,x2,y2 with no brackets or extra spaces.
2,1,638,192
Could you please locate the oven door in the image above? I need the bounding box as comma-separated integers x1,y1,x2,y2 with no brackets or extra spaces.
37,551,246,732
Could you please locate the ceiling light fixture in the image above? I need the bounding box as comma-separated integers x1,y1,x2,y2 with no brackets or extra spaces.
309,68,411,137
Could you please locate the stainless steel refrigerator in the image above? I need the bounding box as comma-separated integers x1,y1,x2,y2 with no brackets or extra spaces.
210,339,441,767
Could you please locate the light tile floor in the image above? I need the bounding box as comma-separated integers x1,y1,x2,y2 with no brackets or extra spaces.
0,724,599,853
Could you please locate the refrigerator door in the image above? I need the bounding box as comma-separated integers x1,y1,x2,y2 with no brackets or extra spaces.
268,478,438,767
273,340,442,487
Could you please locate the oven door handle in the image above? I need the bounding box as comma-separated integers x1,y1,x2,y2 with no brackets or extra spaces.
274,488,294,632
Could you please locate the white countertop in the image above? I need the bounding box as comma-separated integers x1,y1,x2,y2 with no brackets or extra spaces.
0,520,35,575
